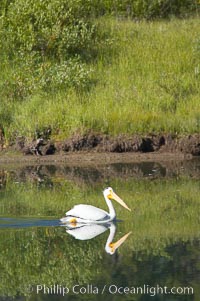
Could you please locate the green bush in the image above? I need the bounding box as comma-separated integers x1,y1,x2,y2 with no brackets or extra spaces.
0,0,97,100
3,0,96,60
39,56,93,92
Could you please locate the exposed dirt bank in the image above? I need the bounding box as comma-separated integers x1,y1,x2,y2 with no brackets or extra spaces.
1,132,200,160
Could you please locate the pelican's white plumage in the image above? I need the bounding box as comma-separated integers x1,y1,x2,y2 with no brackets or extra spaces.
65,204,108,221
60,187,131,224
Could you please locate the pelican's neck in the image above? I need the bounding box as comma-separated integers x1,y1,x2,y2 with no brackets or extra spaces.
104,193,116,220
105,223,116,251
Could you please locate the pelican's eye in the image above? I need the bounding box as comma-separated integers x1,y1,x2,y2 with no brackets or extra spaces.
108,188,113,197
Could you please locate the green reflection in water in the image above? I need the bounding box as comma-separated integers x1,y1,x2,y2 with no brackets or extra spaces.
0,164,199,300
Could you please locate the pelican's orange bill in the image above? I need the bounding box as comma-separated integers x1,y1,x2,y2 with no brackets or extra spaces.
111,191,131,211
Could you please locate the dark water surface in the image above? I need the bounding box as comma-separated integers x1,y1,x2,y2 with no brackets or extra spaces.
0,160,200,300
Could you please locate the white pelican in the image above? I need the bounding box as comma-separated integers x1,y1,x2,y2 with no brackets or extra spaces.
64,222,131,255
60,187,131,224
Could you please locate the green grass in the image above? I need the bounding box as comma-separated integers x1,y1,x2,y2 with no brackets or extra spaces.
1,17,200,139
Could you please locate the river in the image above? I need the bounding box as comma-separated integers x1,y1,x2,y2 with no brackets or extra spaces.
0,159,199,300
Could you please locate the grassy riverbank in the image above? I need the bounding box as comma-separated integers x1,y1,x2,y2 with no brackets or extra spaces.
1,17,200,140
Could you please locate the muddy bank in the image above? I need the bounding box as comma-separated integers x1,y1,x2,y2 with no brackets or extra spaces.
1,132,200,157
0,152,189,167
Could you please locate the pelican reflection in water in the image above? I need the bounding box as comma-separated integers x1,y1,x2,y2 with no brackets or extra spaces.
60,187,131,224
64,222,131,255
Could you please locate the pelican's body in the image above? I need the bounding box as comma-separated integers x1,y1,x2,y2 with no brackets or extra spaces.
60,187,130,224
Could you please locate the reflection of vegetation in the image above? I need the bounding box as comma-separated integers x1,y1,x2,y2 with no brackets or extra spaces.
0,171,200,297
0,227,104,297
0,226,200,299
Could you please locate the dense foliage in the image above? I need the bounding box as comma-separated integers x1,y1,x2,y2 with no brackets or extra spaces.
3,0,96,59
0,0,98,100
0,0,199,139
1,0,199,19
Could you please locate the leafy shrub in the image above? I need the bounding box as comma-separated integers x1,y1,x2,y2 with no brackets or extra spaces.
40,57,93,92
3,0,96,60
0,0,97,100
